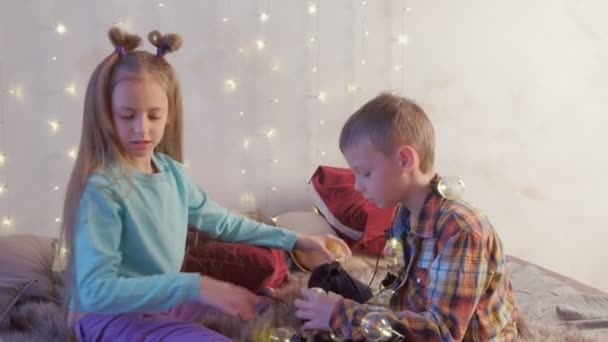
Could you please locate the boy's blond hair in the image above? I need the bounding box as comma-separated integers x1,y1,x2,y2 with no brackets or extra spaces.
339,93,435,173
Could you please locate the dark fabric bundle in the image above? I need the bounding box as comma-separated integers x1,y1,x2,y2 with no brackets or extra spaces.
307,261,373,304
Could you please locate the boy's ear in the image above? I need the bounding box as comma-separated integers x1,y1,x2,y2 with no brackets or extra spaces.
396,145,416,172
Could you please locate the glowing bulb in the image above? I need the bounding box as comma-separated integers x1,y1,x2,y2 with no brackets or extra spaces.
273,159,279,163
65,83,76,96
361,59,367,65
56,23,67,35
0,185,6,195
397,34,408,45
239,111,245,116
7,89,15,95
271,63,280,72
362,0,367,6
394,65,403,71
259,12,269,22
222,18,229,22
436,176,465,199
241,169,247,174
53,186,60,191
157,2,164,7
308,4,318,14
317,91,327,102
364,30,370,36
272,98,279,104
346,84,358,92
2,217,11,226
68,148,77,160
267,129,276,140
383,237,404,267
309,37,317,43
0,153,6,165
312,66,318,72
243,139,250,150
256,40,265,51
52,56,57,61
320,151,327,156
49,120,61,132
271,186,277,191
238,48,244,53
319,120,325,125
271,216,278,223
224,79,237,92
55,218,62,223
405,7,412,11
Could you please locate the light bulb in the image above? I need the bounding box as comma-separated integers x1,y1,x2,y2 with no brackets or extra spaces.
326,240,348,262
0,185,6,195
397,34,408,45
222,18,229,23
2,217,11,226
52,56,57,61
320,151,326,156
243,139,250,150
272,98,279,104
309,37,317,43
239,111,245,116
361,59,367,65
256,40,265,51
0,153,6,165
361,0,367,6
56,23,67,35
271,216,278,223
272,159,279,163
405,7,412,12
319,120,325,125
271,63,280,72
360,312,396,341
53,186,60,191
436,176,465,200
224,79,237,92
308,4,318,14
157,2,164,7
49,120,61,132
271,186,277,191
241,169,247,174
346,84,358,92
317,91,327,102
259,12,269,22
267,129,276,140
383,238,404,267
55,218,62,223
68,148,77,160
394,65,403,71
364,30,370,36
65,83,76,96
312,66,318,72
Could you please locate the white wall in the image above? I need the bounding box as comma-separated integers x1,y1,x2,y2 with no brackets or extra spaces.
0,0,606,291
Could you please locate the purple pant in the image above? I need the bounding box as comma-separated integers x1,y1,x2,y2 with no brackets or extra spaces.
73,302,231,341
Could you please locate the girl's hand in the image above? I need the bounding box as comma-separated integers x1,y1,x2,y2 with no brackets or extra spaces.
294,234,352,262
198,276,259,320
294,288,343,331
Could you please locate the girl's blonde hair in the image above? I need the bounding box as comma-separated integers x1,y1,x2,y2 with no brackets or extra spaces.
59,27,184,313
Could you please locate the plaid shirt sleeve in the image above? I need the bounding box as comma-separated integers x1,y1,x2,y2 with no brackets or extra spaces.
329,230,490,341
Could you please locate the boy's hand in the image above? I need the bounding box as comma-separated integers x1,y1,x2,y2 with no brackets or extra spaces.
294,234,352,262
294,288,343,331
198,276,259,320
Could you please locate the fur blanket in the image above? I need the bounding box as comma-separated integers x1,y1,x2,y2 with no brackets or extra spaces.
200,269,608,342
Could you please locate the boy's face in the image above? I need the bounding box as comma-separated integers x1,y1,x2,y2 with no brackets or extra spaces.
343,138,408,208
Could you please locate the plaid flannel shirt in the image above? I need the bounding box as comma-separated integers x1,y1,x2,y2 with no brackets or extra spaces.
329,184,519,341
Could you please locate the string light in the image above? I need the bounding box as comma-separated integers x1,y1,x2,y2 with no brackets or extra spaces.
222,17,229,23
255,39,265,51
266,129,276,140
397,34,408,45
68,148,77,160
55,217,62,223
65,83,76,96
308,4,318,14
241,169,247,174
2,217,11,226
317,91,327,102
271,63,280,72
259,12,269,22
224,79,237,92
311,66,318,73
53,186,60,191
0,153,5,165
239,111,245,116
346,83,359,93
48,120,61,132
272,98,279,103
52,56,57,61
243,139,250,150
157,2,164,7
0,184,6,195
56,23,67,35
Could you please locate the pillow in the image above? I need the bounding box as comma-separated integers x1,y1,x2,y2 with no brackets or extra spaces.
0,235,59,304
181,228,288,293
0,278,36,323
307,165,396,255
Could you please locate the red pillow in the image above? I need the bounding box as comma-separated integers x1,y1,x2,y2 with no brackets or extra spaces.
181,228,288,293
307,165,396,256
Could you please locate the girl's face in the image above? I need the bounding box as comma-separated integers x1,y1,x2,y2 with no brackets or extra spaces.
111,74,169,171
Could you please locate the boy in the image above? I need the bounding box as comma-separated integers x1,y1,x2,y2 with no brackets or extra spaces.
294,93,520,341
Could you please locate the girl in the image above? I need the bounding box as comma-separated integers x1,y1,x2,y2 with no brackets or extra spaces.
62,27,350,341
